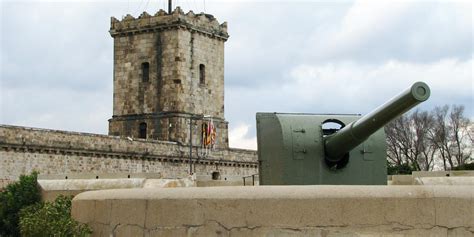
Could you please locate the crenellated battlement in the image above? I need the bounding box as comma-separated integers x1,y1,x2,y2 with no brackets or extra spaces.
110,7,228,40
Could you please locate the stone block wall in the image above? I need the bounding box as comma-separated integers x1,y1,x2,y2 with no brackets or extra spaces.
108,7,229,149
0,125,257,182
109,114,228,150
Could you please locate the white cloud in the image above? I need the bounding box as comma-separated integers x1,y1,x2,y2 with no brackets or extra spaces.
228,123,257,150
1,87,112,134
321,0,413,56
288,58,473,110
225,57,473,142
306,0,472,62
1,1,472,147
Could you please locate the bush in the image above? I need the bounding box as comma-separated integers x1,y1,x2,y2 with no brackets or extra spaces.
0,172,41,237
452,162,474,170
19,195,92,237
387,162,414,175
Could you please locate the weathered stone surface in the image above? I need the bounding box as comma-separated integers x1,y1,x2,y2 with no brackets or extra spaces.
0,125,257,182
109,8,229,149
72,185,474,236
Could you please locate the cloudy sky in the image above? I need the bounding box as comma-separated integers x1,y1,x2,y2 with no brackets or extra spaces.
1,0,472,150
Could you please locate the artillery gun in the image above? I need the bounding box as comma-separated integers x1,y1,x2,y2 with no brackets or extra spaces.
256,82,430,185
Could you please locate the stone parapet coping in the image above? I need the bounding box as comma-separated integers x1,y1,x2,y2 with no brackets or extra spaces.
72,185,474,236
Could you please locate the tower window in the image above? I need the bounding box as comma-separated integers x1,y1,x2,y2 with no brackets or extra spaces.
199,64,205,85
141,62,149,82
139,122,147,139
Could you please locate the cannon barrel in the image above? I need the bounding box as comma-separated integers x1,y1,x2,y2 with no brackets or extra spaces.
324,81,430,162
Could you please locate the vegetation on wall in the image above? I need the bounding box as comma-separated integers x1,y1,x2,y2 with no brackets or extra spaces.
0,172,41,237
19,195,92,237
386,104,473,173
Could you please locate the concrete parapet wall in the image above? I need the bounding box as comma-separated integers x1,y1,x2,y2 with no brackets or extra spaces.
391,171,474,185
414,177,474,186
0,125,257,181
72,186,474,236
391,175,414,185
38,178,146,202
413,171,474,177
38,177,197,201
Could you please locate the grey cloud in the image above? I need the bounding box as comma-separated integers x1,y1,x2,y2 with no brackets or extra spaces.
1,1,472,146
2,2,114,91
301,1,472,63
219,1,472,88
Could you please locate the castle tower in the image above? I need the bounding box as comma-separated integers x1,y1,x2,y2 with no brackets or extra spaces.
108,7,229,149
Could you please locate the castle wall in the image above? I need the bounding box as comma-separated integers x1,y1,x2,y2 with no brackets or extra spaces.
0,125,257,182
111,30,165,116
177,29,225,118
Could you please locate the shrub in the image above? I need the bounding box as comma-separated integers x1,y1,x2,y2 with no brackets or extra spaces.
0,172,41,237
387,162,414,175
19,195,92,237
452,162,474,170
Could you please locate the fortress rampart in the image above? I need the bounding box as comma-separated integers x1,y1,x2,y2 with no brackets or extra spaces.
0,125,257,182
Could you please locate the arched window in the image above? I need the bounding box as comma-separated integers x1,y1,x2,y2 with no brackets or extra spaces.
141,62,149,82
199,64,205,85
139,122,147,139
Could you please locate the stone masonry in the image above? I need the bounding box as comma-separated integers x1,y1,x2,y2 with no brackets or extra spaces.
0,7,259,184
108,8,229,149
0,125,257,183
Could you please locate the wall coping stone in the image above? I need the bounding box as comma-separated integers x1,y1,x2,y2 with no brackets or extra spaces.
72,185,474,236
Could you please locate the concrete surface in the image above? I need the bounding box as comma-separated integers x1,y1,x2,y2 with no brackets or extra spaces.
38,178,145,202
72,185,474,236
390,175,414,185
414,177,474,185
391,171,474,185
412,171,474,177
38,177,196,201
38,175,252,201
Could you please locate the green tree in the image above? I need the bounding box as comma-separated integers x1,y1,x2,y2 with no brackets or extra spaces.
0,172,41,237
19,195,91,237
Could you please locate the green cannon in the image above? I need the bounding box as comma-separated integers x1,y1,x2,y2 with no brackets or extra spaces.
256,82,430,185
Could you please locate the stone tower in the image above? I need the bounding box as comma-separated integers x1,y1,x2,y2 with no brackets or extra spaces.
108,7,229,149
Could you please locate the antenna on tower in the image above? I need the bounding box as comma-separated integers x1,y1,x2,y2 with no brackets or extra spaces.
168,0,172,13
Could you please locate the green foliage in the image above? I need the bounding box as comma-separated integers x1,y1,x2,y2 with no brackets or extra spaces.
387,162,414,175
0,172,41,237
19,195,92,237
452,162,474,170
